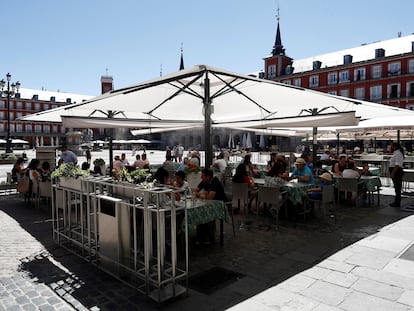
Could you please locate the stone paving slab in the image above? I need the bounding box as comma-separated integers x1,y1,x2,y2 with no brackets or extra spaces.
1,192,414,310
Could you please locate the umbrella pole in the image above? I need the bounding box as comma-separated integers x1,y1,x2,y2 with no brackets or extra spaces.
312,127,317,166
109,131,114,175
203,73,212,168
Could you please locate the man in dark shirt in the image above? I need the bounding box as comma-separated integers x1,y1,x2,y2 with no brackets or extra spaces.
194,168,225,244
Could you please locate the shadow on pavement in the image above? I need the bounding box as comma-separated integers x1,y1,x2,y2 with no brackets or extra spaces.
0,193,412,310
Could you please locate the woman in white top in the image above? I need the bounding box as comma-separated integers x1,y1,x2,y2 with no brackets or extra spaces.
389,142,405,207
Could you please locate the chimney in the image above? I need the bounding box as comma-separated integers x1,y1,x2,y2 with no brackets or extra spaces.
375,48,385,58
66,98,71,104
312,60,322,70
32,94,38,100
50,96,56,102
343,54,353,65
101,75,113,94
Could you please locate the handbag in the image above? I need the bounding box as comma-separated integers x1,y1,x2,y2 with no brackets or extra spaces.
17,177,30,193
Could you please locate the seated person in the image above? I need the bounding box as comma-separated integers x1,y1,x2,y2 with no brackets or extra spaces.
306,172,333,200
333,155,348,176
11,158,27,183
342,161,360,179
313,160,329,177
232,163,257,209
290,158,314,184
268,156,289,180
360,163,372,176
174,170,190,194
154,166,171,185
40,161,52,182
194,168,226,244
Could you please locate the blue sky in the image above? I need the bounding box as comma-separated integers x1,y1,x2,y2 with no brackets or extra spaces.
3,0,414,95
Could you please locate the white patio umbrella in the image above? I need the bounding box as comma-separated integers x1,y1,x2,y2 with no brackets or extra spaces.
259,135,266,149
19,64,414,167
241,133,247,148
227,133,235,149
246,132,253,149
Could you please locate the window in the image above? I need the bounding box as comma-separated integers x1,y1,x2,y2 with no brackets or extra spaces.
370,85,382,100
26,124,32,133
0,111,4,119
339,89,349,97
25,102,32,110
16,101,23,109
35,103,41,111
294,78,301,87
52,125,58,133
388,84,400,98
16,124,23,133
8,102,13,109
10,112,14,120
355,87,365,100
339,70,349,83
309,75,319,88
328,90,337,96
0,100,4,108
0,124,3,132
388,62,401,75
282,80,291,85
35,124,41,133
354,68,366,81
407,82,414,97
52,104,57,109
16,112,23,118
408,59,414,74
328,72,337,85
268,64,276,78
371,65,382,79
43,125,50,133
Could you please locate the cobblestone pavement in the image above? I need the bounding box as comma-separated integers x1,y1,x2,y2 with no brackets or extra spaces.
0,192,413,310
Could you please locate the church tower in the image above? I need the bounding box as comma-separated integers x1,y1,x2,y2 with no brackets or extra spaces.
263,11,293,80
101,69,113,94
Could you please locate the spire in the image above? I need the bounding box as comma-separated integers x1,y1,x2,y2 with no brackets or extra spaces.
179,43,185,70
272,8,285,56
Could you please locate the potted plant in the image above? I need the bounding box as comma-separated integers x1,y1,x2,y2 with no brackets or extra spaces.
51,163,90,191
93,158,106,175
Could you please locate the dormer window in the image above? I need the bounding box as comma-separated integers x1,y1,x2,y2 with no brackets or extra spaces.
268,64,276,78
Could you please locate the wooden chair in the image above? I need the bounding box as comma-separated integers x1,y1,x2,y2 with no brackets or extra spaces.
257,185,287,221
308,184,336,221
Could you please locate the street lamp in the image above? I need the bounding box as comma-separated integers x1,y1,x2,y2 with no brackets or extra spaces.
0,73,21,153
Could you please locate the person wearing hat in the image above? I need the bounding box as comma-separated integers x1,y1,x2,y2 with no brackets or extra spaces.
59,145,78,164
306,172,333,200
291,157,314,184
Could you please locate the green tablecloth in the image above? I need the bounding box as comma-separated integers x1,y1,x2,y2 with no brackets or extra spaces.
360,176,382,191
185,199,227,227
282,182,315,205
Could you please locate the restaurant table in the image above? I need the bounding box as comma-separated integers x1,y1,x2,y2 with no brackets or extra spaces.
403,169,414,192
254,179,313,205
282,181,315,205
177,199,227,246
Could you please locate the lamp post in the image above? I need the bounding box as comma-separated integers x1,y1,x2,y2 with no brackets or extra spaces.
0,73,21,153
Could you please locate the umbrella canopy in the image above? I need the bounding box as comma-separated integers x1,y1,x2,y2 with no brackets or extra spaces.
246,132,253,149
19,64,414,165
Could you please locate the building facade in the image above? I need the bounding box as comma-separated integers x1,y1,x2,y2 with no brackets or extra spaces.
263,19,414,110
0,88,93,148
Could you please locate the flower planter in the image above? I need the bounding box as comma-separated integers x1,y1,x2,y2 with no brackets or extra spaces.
59,177,82,192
